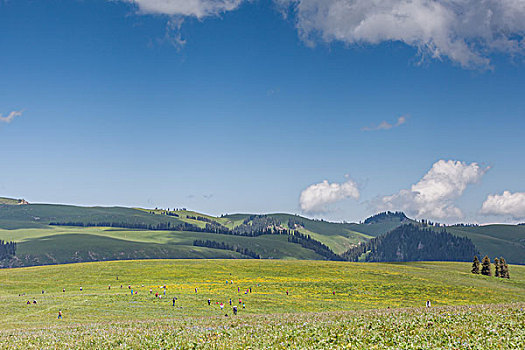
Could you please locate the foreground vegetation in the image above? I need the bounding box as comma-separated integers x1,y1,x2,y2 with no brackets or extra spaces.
1,303,523,349
0,260,523,348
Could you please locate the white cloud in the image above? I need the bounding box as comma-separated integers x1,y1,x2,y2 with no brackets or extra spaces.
0,110,23,123
119,0,245,18
363,115,407,131
300,176,360,213
277,0,525,68
480,191,525,220
378,160,488,220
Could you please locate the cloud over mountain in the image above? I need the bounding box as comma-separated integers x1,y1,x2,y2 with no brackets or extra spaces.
300,176,359,213
378,160,488,220
481,191,525,220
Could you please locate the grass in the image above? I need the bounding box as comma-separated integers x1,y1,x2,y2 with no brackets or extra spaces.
0,260,523,329
0,260,523,348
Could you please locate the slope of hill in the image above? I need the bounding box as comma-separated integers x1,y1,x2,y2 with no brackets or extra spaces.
444,224,525,264
0,200,523,266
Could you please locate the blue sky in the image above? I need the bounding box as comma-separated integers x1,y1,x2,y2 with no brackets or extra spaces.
1,0,524,223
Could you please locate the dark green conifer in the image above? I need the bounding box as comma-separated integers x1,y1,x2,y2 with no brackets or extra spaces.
494,257,500,277
500,257,510,279
481,255,492,276
471,256,480,274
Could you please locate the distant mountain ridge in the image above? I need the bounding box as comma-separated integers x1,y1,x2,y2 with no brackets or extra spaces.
0,198,523,266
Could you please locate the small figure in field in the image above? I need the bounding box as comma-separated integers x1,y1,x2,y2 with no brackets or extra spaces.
195,288,198,294
116,276,118,280
332,291,335,296
108,285,111,290
131,289,134,295
26,301,30,305
233,306,237,315
172,297,177,306
286,290,289,296
230,280,233,284
238,287,240,293
163,289,166,296
249,287,252,293
229,298,232,306
42,290,44,294
208,299,211,305
150,289,152,294
155,292,159,298
33,299,37,304
239,298,242,304
426,300,431,308
63,288,65,293
220,303,224,310
242,303,245,309
120,285,123,289
80,287,83,292
128,285,131,289
226,280,229,284
58,310,62,319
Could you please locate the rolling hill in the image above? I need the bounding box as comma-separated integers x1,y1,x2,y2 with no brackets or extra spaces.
1,199,523,266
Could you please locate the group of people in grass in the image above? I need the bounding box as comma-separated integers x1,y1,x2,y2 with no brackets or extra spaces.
22,277,435,320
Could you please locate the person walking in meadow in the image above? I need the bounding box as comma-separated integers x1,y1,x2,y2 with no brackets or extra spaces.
426,300,431,308
239,298,242,304
242,303,245,309
172,297,177,306
195,288,198,294
220,303,224,310
233,306,237,315
208,299,211,305
229,298,232,306
238,287,240,293
286,290,289,296
155,292,159,298
249,287,251,293
58,310,62,319
80,287,83,292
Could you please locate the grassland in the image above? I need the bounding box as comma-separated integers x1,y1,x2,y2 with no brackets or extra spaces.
0,260,523,348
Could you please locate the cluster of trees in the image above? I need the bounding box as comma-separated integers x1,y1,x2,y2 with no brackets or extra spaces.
363,211,407,224
472,256,510,278
341,224,478,262
186,215,213,223
287,217,305,229
287,232,343,261
0,240,16,260
49,221,200,232
193,240,260,259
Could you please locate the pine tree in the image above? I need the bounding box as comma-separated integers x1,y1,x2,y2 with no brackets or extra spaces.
471,256,480,274
481,255,492,276
494,257,500,277
500,257,510,279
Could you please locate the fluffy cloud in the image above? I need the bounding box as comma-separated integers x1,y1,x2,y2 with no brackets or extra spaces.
378,160,487,220
277,0,525,68
300,176,359,213
119,0,244,18
363,116,407,131
480,191,525,220
0,110,23,123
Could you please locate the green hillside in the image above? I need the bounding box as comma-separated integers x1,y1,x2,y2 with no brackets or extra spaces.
1,201,523,266
444,224,525,264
